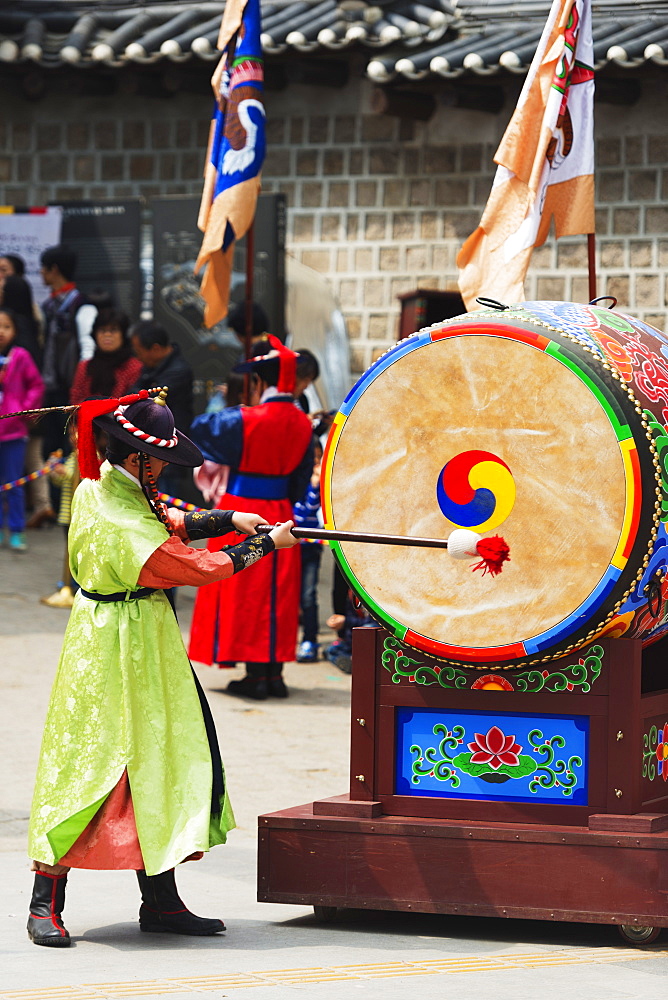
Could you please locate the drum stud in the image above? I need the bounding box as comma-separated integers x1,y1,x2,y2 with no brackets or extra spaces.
356,718,366,727
617,731,624,741
355,775,365,782
615,789,623,798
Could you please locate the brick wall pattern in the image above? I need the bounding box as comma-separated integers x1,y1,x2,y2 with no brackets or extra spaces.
1,87,668,374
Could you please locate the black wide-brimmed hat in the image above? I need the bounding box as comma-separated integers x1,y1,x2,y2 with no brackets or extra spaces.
94,389,203,467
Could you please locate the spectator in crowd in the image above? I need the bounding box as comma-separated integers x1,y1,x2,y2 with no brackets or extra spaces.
0,308,44,551
2,275,41,365
131,320,194,500
294,441,323,663
70,308,142,404
293,349,320,414
0,254,28,281
40,424,80,610
226,301,270,351
0,251,45,355
39,245,97,465
1,274,52,527
292,351,336,440
130,321,193,434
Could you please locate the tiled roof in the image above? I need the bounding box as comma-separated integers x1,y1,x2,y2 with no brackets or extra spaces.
369,0,668,82
0,1,456,66
1,0,667,81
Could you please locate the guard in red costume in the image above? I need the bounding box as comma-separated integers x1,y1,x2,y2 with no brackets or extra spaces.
188,338,314,699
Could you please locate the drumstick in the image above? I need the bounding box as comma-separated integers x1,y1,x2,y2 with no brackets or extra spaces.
253,525,511,576
257,525,449,548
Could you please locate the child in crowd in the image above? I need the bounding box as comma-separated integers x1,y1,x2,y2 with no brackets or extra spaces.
0,307,44,550
41,421,106,608
295,441,323,662
326,581,375,674
40,429,79,608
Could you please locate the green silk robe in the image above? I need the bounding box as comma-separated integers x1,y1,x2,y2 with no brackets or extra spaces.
28,463,235,875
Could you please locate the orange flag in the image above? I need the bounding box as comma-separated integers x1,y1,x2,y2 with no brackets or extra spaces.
196,0,265,328
457,0,594,310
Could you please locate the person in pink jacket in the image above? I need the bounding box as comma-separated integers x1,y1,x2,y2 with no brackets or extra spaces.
0,308,44,550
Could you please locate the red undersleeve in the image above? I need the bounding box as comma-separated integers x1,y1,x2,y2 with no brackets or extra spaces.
138,535,235,589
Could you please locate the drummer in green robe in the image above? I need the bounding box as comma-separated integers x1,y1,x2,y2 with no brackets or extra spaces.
24,387,298,947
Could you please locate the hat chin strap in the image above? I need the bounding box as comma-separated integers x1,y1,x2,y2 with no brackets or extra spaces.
139,454,174,536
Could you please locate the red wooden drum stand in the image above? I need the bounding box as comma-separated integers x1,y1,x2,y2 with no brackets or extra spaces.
258,628,668,944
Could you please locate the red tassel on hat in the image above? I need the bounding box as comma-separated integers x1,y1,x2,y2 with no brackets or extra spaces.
78,390,151,480
267,334,297,395
471,535,511,577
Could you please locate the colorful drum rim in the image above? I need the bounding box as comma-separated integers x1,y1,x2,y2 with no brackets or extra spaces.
322,308,657,669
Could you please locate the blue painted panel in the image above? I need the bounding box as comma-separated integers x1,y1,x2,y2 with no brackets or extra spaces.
396,708,589,805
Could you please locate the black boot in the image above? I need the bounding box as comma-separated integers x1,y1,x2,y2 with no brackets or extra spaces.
227,662,268,700
136,868,225,936
268,661,288,698
27,871,71,947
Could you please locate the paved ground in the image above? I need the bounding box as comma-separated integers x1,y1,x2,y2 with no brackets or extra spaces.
1,527,667,999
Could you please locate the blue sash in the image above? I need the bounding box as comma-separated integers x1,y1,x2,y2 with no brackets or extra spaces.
226,472,288,500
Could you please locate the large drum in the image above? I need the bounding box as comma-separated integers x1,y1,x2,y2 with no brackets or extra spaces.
322,300,668,669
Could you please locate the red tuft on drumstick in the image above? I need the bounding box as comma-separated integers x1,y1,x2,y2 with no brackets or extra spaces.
446,529,511,576
470,535,511,577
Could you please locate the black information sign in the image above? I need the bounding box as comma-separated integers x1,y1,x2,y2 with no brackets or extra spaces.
50,199,143,318
151,193,285,415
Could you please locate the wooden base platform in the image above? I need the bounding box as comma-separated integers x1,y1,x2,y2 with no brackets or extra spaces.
258,797,668,929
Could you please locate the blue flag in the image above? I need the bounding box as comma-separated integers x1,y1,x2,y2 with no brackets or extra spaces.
196,0,265,327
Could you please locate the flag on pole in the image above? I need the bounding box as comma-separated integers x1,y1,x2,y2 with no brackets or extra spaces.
196,0,265,328
457,0,594,310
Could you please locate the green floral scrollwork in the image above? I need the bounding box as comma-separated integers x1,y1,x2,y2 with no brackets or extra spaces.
515,645,604,693
643,409,668,520
410,723,464,787
643,725,658,781
381,636,468,688
527,729,583,797
381,636,423,684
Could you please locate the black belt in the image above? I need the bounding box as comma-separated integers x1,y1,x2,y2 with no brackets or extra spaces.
79,587,158,603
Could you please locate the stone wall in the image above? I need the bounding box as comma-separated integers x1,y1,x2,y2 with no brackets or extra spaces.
2,75,668,374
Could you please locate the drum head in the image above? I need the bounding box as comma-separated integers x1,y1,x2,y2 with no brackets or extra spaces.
323,322,637,666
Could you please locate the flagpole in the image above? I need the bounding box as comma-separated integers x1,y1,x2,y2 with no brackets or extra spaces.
242,221,255,405
587,232,597,301
244,221,255,362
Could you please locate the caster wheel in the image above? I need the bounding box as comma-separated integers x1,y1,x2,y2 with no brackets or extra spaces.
313,905,337,923
618,924,661,945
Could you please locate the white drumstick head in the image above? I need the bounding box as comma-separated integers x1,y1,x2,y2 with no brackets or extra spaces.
447,529,483,560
